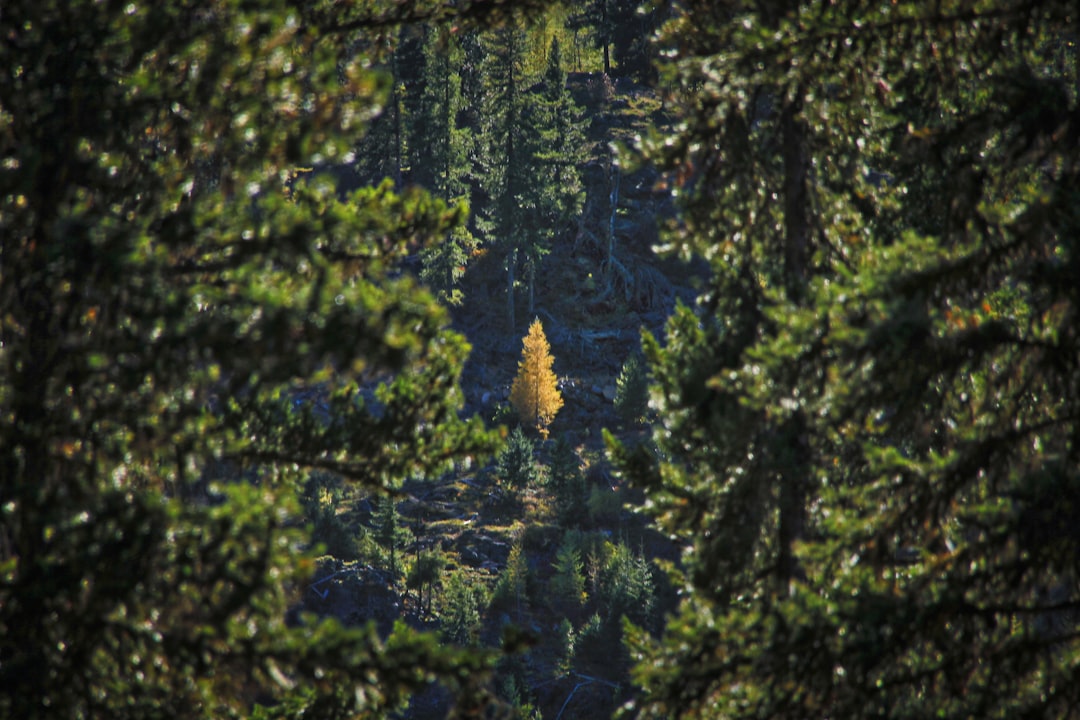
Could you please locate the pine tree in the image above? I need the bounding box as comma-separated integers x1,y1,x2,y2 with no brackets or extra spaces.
374,495,412,582
409,24,470,200
473,19,531,330
439,569,487,646
496,426,540,491
550,533,586,610
509,318,564,438
565,0,615,75
0,3,514,714
421,223,477,306
614,351,650,426
353,30,424,189
548,436,589,526
492,535,530,621
407,548,446,617
612,1,1080,718
517,37,588,316
566,0,663,81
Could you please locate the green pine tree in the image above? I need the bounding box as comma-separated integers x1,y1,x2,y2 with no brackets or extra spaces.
614,351,650,426
550,533,586,610
374,495,412,582
566,0,662,81
439,569,487,646
517,37,588,315
496,427,540,491
412,27,478,303
492,535,530,621
407,547,447,617
548,436,589,526
612,2,1080,718
0,2,514,715
473,18,532,330
410,24,470,200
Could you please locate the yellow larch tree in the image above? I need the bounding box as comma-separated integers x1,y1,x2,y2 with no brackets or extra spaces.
509,318,563,438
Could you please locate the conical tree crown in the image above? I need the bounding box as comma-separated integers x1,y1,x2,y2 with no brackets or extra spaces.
509,319,563,437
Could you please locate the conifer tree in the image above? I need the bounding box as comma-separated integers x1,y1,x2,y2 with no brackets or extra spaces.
549,435,589,526
550,534,586,610
509,319,564,438
566,0,613,75
410,24,470,200
492,536,530,621
439,569,487,646
612,2,1080,718
496,426,540,491
407,548,446,617
473,18,531,330
374,495,413,582
517,37,588,316
352,30,423,188
614,351,650,426
410,26,478,306
0,2,541,713
566,0,662,80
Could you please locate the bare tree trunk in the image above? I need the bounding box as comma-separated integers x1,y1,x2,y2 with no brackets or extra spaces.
604,160,619,291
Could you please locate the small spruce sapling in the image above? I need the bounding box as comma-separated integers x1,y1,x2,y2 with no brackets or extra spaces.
374,495,412,583
496,427,540,492
614,352,650,426
439,569,486,646
548,436,589,526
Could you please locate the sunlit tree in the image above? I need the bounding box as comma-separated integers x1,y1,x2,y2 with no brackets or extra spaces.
509,319,564,438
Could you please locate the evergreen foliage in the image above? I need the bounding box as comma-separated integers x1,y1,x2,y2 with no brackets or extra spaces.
612,1,1080,718
574,538,655,672
554,618,576,677
0,2,536,713
509,318,564,437
474,17,532,330
517,37,589,315
18,0,1078,715
409,25,469,199
566,0,663,80
613,351,650,426
410,23,479,306
374,495,413,581
550,532,587,610
496,427,541,491
407,547,447,617
421,222,478,307
439,569,488,646
599,542,654,632
300,472,366,561
352,29,424,189
491,535,530,620
548,436,590,526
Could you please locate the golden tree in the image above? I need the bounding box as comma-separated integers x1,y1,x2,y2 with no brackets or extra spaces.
509,318,563,438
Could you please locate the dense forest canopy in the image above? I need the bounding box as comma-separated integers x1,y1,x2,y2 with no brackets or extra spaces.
2,0,1078,718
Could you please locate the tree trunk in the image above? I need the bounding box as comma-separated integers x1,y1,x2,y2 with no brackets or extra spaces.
506,248,516,331
781,99,809,303
776,97,810,589
526,260,535,317
605,161,619,290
